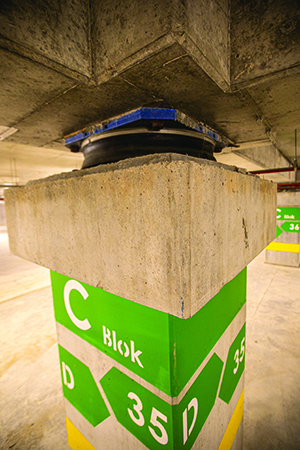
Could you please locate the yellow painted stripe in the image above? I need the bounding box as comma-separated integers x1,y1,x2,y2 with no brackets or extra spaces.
66,417,96,450
265,242,300,253
218,389,244,450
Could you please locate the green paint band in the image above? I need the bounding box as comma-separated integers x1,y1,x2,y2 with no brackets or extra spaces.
276,207,300,221
54,271,247,450
100,354,223,450
219,324,246,404
58,345,110,427
51,268,246,397
281,221,300,233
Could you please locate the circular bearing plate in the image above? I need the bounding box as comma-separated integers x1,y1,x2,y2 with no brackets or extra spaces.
80,128,216,169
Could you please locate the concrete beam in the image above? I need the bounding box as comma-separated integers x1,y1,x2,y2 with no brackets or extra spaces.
92,0,230,89
5,153,276,318
235,141,291,169
0,0,230,90
216,140,293,182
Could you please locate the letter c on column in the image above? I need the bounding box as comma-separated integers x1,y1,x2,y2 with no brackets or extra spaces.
63,280,91,330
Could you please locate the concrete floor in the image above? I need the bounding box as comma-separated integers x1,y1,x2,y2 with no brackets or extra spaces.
244,251,300,450
1,225,300,450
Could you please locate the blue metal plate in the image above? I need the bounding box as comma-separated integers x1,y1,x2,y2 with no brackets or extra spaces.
65,108,223,148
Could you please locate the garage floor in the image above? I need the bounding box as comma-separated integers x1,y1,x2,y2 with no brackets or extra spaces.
1,225,300,450
244,249,300,450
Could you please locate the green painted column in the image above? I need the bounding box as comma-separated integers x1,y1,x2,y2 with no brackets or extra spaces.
266,205,300,267
51,268,246,450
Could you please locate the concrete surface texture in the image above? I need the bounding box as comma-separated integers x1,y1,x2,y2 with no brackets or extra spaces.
244,250,300,450
1,226,300,450
5,154,276,318
0,0,298,169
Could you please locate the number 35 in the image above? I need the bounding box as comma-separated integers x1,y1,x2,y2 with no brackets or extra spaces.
127,392,168,445
233,337,245,374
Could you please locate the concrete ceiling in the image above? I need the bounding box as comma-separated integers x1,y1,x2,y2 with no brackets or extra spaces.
0,0,299,184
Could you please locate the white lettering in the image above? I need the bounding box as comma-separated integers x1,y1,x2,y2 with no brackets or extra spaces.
128,392,145,427
183,408,188,444
149,407,168,445
127,392,169,445
131,340,144,368
103,326,112,347
102,327,143,367
112,330,117,351
64,280,91,331
183,398,198,444
62,362,75,389
123,341,130,358
118,339,123,355
284,214,295,219
116,339,129,357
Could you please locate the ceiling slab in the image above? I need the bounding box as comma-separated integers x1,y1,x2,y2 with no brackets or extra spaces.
0,0,90,78
92,0,174,79
0,0,299,174
5,76,156,146
231,0,300,85
0,49,76,127
247,73,300,162
248,73,300,120
121,49,267,142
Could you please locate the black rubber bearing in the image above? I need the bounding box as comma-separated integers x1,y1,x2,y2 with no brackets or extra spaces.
81,131,216,169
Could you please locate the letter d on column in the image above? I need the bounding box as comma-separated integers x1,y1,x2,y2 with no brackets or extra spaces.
62,362,75,389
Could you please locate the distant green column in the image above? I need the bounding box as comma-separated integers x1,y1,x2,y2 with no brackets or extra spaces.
266,206,300,266
51,268,246,450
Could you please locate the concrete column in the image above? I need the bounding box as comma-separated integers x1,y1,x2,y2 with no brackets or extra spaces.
5,154,276,450
266,190,300,267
